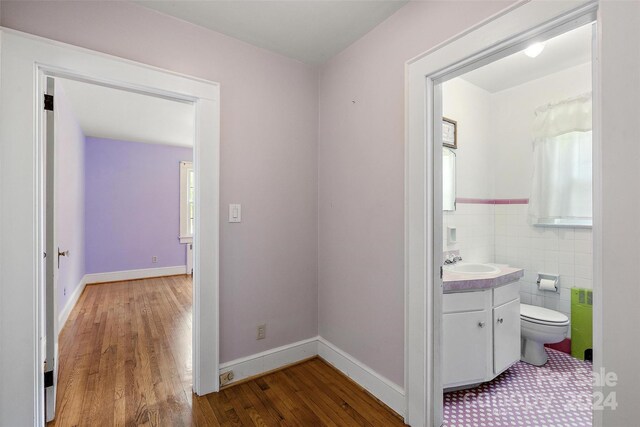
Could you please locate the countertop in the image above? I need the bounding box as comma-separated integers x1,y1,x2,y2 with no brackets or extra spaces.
443,264,524,293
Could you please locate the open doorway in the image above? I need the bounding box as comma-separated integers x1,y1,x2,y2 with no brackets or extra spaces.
43,76,196,423
439,23,594,426
404,2,602,426
0,30,221,424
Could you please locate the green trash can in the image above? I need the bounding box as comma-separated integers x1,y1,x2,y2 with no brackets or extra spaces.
571,288,593,361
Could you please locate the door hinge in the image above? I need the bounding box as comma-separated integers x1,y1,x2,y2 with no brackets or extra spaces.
44,370,54,388
440,266,443,279
44,94,54,111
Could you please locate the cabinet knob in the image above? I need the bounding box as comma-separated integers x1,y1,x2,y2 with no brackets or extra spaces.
478,321,485,328
497,318,504,324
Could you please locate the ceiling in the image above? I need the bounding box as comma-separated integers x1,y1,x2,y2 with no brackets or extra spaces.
461,24,592,93
134,0,408,64
59,78,195,147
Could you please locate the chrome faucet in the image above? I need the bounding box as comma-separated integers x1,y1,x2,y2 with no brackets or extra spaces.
444,254,463,265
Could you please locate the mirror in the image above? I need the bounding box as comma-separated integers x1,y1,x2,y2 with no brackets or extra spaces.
443,147,456,211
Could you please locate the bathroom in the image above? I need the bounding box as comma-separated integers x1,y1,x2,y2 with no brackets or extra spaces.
440,24,594,426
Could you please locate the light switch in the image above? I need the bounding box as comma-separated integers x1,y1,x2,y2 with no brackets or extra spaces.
229,204,241,223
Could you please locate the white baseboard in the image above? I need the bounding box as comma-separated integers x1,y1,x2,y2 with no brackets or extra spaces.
317,337,405,417
219,336,405,418
58,274,87,331
219,337,319,385
84,265,187,284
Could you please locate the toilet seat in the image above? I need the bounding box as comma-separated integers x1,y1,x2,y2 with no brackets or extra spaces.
520,304,569,326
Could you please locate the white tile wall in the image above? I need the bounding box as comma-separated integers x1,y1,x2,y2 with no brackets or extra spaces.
494,204,593,336
444,202,593,337
443,203,495,263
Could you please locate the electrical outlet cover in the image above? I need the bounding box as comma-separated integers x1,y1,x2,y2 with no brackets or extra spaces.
219,370,234,386
257,324,266,340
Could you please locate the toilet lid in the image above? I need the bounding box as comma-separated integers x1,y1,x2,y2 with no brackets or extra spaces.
520,304,569,324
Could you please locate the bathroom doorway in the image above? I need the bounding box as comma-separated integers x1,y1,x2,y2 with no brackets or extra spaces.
438,22,595,426
404,2,603,426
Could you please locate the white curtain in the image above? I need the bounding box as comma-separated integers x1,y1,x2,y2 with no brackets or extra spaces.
529,94,592,223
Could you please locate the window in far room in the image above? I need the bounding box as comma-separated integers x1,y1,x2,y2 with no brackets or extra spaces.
179,161,194,243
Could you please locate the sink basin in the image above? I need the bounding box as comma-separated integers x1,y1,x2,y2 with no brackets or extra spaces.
444,263,500,274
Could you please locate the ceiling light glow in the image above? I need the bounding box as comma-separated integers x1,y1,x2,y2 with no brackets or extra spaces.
524,42,545,58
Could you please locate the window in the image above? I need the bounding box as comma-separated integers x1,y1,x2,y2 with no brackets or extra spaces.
529,94,592,227
179,161,194,243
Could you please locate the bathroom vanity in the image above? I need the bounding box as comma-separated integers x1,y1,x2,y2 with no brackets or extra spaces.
442,264,524,390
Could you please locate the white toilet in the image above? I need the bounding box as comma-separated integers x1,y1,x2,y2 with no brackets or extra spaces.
520,303,570,366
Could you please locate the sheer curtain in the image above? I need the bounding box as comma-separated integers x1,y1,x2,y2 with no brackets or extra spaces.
529,93,592,224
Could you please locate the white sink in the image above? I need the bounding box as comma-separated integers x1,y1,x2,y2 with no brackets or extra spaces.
444,263,500,274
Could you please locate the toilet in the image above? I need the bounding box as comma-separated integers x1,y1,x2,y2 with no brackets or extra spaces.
520,303,570,366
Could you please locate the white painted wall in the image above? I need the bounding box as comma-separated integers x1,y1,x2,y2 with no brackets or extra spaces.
443,78,495,199
442,78,495,262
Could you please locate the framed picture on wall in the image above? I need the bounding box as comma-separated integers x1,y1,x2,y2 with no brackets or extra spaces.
442,117,457,149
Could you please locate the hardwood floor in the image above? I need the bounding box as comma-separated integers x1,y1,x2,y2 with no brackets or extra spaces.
51,276,406,426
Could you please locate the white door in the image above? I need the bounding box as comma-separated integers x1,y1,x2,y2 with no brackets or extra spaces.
442,310,489,387
44,77,60,422
493,298,521,375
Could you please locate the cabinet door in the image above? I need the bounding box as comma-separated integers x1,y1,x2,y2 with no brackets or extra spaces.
493,298,521,375
442,310,489,387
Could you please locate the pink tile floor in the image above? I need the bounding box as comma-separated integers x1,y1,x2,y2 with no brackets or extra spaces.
444,348,592,427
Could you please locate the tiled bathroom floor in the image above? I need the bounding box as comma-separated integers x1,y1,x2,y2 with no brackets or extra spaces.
444,348,592,427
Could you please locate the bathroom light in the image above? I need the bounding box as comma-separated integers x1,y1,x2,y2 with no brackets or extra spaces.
524,42,545,58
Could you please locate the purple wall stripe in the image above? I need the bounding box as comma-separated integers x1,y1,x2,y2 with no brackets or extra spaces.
456,198,529,205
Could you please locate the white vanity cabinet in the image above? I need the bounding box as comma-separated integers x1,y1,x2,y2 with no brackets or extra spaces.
443,281,520,389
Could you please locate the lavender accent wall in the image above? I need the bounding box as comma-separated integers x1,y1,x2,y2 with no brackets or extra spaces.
0,0,319,364
55,83,86,315
85,137,192,274
317,1,514,385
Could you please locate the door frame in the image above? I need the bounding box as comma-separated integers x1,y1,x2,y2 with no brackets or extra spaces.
0,28,220,426
43,76,58,422
404,1,601,426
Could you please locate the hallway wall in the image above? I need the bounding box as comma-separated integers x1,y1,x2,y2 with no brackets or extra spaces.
317,0,513,385
0,0,320,363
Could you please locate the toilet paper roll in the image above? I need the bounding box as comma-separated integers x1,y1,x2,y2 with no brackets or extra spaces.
539,278,557,291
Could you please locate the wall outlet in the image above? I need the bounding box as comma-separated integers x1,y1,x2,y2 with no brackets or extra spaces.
219,370,234,386
257,324,266,340
152,256,158,263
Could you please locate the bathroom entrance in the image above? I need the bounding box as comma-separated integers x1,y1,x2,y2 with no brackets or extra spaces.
438,21,595,426
404,2,603,426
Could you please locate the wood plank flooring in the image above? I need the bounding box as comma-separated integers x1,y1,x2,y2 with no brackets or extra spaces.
50,276,406,426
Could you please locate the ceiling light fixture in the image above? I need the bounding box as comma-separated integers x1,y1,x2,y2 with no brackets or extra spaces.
524,42,545,58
